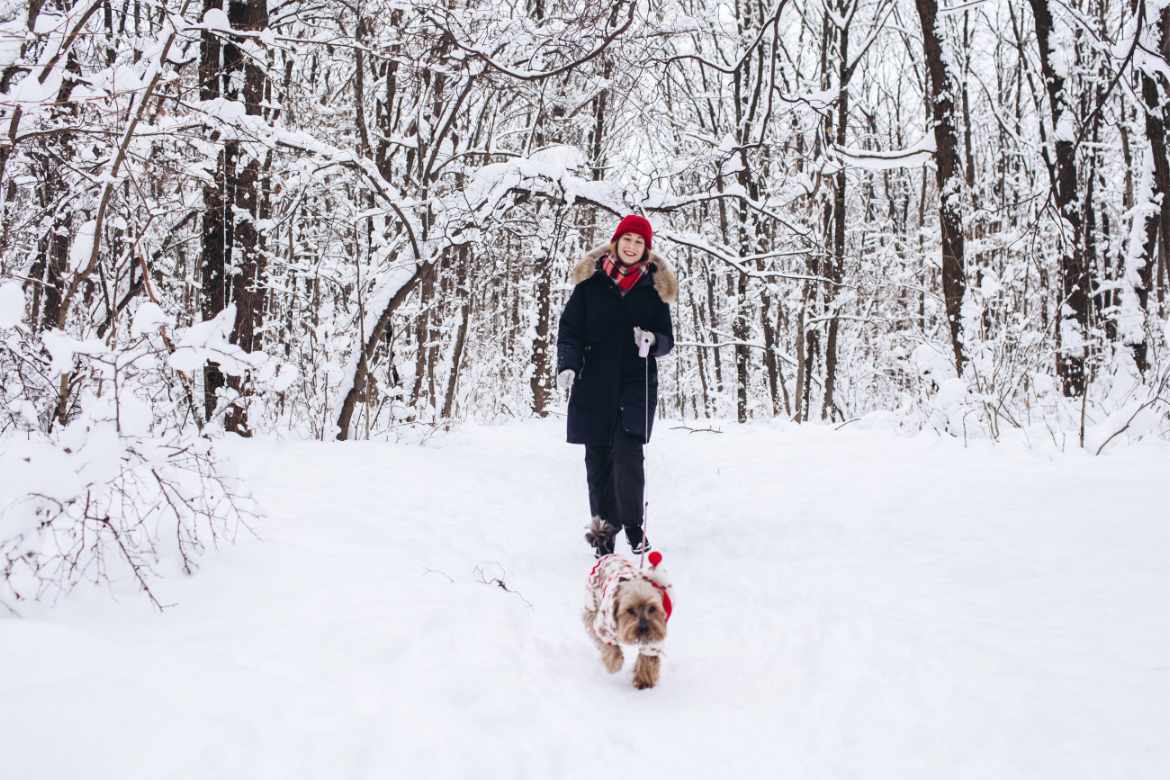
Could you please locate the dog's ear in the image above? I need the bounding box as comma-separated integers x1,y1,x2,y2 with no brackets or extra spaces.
611,582,626,623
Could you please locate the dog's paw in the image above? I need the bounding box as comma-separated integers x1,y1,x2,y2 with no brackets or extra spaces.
632,654,660,689
601,643,624,673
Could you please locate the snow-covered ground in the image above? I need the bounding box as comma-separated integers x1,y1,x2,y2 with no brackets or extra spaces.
3,420,1168,779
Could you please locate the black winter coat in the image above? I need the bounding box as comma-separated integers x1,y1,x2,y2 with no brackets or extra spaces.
556,245,677,445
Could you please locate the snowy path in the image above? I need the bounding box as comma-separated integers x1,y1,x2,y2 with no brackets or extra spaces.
3,421,1168,779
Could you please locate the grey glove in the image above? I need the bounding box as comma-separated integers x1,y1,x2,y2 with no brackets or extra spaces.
557,369,575,391
633,326,656,357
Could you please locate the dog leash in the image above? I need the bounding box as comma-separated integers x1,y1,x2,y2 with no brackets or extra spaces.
639,333,650,570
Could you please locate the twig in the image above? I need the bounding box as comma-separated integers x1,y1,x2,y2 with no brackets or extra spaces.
1094,371,1170,456
669,425,724,434
473,564,532,608
95,511,166,612
423,567,454,583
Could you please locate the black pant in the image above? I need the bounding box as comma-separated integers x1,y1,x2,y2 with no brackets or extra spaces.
584,423,646,552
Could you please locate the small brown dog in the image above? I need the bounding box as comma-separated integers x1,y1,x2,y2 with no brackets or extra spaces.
583,552,673,689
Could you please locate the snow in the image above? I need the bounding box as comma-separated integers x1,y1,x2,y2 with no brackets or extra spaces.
911,341,955,380
0,280,24,328
978,270,1002,299
938,0,991,16
167,305,294,395
131,301,169,337
1120,147,1159,346
168,306,237,372
0,423,125,539
791,87,839,111
41,329,106,376
1059,314,1086,357
1134,47,1170,85
0,19,24,70
201,9,232,33
832,135,937,172
464,145,590,211
8,65,64,108
69,220,97,273
2,421,1166,779
32,12,63,36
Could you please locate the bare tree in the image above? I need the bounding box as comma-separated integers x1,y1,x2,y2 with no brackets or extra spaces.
914,0,967,377
1028,0,1089,396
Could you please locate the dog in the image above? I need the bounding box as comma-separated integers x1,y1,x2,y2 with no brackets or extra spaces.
583,552,673,689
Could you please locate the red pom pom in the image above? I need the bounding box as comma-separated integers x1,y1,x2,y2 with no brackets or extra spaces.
648,551,663,568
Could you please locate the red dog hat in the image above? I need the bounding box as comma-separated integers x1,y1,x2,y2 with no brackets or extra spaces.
646,551,672,621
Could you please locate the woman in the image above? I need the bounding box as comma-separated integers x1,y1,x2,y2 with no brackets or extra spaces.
555,214,677,557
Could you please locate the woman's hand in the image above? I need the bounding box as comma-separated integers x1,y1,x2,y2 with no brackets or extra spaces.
557,369,575,390
633,326,656,357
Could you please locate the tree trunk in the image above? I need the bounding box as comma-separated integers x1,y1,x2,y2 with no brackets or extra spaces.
915,0,968,376
733,265,750,423
1160,6,1170,313
31,50,81,338
200,0,231,422
822,16,848,421
530,235,554,417
1029,0,1087,396
758,291,782,417
441,246,472,419
411,262,434,410
219,0,269,436
336,264,432,441
1127,3,1170,370
703,259,724,397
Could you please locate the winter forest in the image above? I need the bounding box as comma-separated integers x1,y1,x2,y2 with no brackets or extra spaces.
3,2,1169,774
3,0,1170,613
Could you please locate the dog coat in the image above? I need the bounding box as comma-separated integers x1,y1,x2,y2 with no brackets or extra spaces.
585,554,672,657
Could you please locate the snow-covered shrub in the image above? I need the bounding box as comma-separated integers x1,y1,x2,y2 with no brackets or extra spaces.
0,429,256,611
0,296,273,612
886,314,1170,452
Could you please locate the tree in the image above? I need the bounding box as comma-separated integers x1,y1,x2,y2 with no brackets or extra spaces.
200,0,270,435
1028,0,1089,396
914,0,967,376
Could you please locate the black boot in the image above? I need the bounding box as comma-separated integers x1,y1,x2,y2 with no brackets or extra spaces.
585,516,618,558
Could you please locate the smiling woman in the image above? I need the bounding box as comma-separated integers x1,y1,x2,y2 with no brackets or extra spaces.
555,214,677,559
616,231,646,264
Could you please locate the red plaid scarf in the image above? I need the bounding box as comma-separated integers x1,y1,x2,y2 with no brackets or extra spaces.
602,253,647,294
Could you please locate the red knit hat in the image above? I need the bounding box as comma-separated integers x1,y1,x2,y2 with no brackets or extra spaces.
611,214,653,251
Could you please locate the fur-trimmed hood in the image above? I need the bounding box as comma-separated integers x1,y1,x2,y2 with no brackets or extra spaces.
571,243,678,304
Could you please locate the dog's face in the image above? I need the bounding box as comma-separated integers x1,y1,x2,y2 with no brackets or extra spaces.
613,579,668,646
